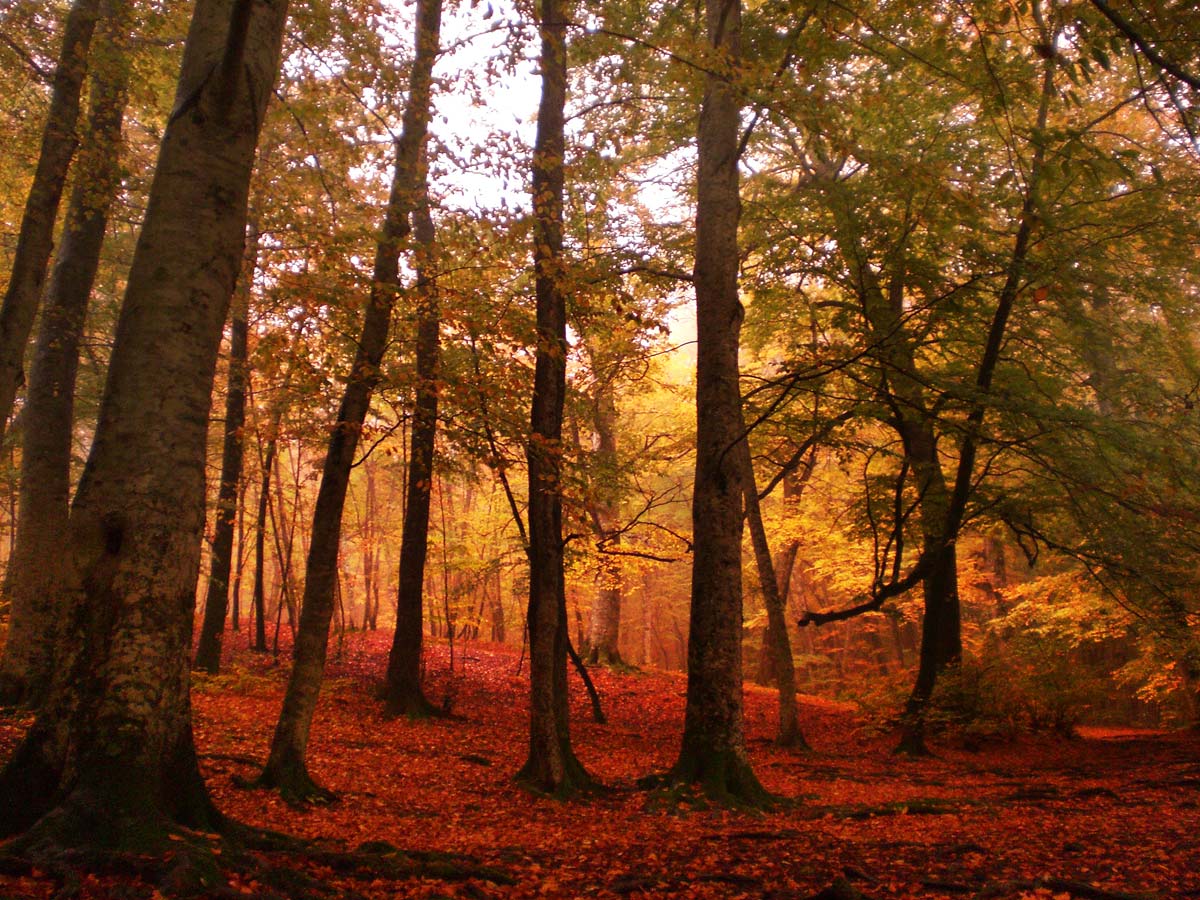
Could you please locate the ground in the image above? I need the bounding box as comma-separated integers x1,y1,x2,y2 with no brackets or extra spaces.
1,630,1197,899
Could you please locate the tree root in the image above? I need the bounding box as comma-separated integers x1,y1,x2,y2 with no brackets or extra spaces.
240,763,338,807
0,831,514,898
805,797,979,820
641,749,778,811
305,840,514,885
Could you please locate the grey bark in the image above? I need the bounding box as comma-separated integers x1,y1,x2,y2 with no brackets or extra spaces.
585,375,623,666
0,0,103,440
0,7,128,707
667,0,768,805
0,0,289,854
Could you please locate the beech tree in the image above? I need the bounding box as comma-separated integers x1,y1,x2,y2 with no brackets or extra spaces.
0,2,130,706
0,0,289,865
194,221,258,675
258,0,442,801
517,0,595,796
0,0,102,439
666,0,769,805
382,188,442,717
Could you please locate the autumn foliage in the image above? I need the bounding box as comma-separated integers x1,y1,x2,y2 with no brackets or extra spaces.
1,631,1196,899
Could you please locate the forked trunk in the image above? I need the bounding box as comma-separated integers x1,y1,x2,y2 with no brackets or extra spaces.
0,0,289,862
259,0,442,800
740,441,807,750
0,0,103,438
0,10,129,706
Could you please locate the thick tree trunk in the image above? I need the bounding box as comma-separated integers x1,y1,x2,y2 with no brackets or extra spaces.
0,0,288,863
516,0,593,797
0,0,103,439
667,0,768,806
194,221,258,675
383,193,441,717
0,13,128,707
258,0,441,802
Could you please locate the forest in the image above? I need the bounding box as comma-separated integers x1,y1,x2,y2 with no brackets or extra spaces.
0,0,1197,897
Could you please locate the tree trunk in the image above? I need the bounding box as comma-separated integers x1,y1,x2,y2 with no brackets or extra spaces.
0,9,128,706
740,442,807,749
0,0,103,439
0,0,288,864
819,173,962,757
585,376,623,667
383,192,442,717
194,220,258,675
516,0,593,797
756,539,798,685
252,434,277,653
667,0,768,806
257,0,441,802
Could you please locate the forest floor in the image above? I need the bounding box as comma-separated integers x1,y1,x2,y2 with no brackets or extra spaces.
1,630,1198,900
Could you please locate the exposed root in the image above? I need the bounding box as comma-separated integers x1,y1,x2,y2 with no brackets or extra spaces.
515,742,601,800
244,761,338,807
643,749,777,811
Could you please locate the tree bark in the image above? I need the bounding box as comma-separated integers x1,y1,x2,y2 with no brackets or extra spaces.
383,191,442,717
739,440,807,749
667,0,768,806
0,6,128,707
252,433,277,653
516,0,593,797
257,0,441,802
0,0,103,439
0,0,288,862
194,221,258,675
585,376,623,666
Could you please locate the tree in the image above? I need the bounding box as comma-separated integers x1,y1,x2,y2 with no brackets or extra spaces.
0,0,289,862
739,438,807,749
257,0,442,801
194,220,258,675
0,0,103,439
516,0,595,796
665,0,769,805
582,365,624,667
383,187,442,716
0,1,130,707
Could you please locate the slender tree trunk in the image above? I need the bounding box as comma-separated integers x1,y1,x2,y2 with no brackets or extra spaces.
232,478,247,631
253,435,277,653
516,0,593,797
585,379,623,666
756,539,799,685
667,0,768,806
383,191,442,717
0,9,129,706
819,173,962,756
0,0,103,439
0,0,288,863
257,0,441,802
739,442,807,749
194,220,257,674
